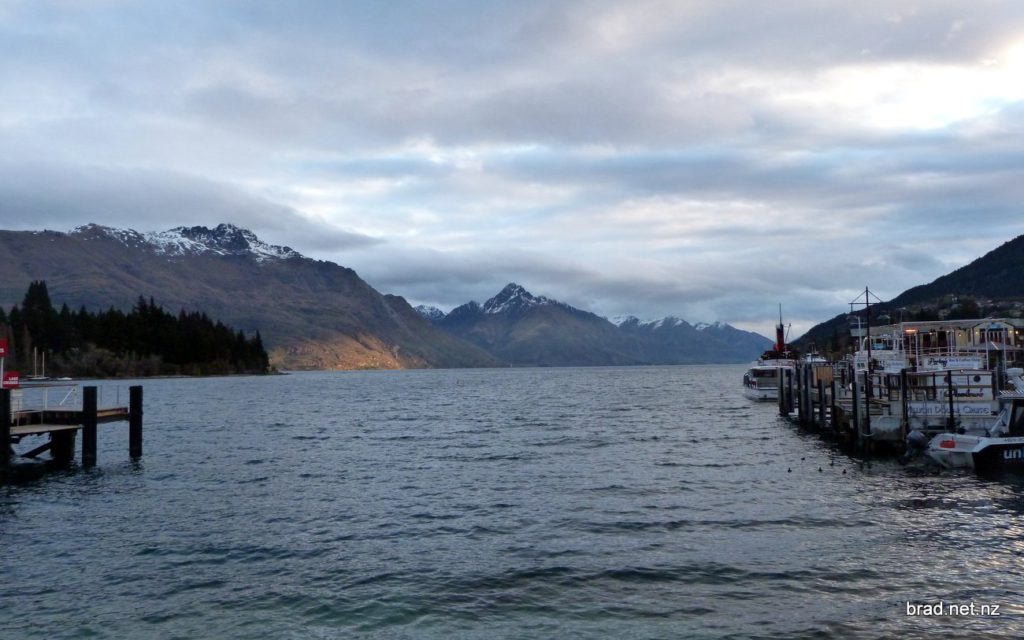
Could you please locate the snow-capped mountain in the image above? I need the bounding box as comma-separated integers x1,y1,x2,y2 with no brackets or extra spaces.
414,305,446,323
71,223,300,262
435,284,772,365
2,223,497,370
617,315,772,363
440,283,643,366
480,283,566,315
694,321,727,331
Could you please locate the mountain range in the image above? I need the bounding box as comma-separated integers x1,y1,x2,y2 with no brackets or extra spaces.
424,283,771,366
0,224,770,369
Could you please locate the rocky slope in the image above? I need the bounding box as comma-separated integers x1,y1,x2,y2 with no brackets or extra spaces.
0,224,498,370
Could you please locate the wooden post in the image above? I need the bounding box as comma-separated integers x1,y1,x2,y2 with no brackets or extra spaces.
799,365,807,426
807,366,815,427
947,373,955,431
786,369,794,415
804,365,813,427
778,368,785,416
863,370,872,437
818,378,826,429
82,386,97,468
795,364,803,423
1,388,10,483
129,385,143,458
51,430,75,467
851,374,860,446
829,379,837,432
900,368,909,441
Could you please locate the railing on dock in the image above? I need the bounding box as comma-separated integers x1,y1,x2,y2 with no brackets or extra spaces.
1,384,143,483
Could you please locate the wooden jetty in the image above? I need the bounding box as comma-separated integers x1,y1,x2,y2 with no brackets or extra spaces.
0,385,143,483
776,360,1010,454
777,362,905,454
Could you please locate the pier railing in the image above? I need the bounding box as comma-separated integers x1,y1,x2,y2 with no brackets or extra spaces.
11,382,137,414
10,383,79,413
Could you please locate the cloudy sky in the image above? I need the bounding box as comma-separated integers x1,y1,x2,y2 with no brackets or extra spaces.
3,1,1024,336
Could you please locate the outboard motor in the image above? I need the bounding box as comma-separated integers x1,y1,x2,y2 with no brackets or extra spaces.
900,429,930,465
907,429,929,452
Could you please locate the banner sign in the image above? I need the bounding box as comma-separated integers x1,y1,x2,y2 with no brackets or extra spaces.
920,357,983,371
0,338,7,358
2,371,19,389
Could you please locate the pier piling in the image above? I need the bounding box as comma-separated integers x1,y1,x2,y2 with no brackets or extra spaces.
817,378,826,429
829,379,837,432
862,370,872,438
778,368,786,416
82,386,97,469
786,369,794,415
51,430,75,466
900,368,909,441
851,375,860,448
1,389,10,483
795,364,803,423
947,373,955,431
129,385,143,459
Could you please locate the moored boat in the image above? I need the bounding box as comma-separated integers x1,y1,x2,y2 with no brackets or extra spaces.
920,368,1024,473
835,317,1024,444
743,309,797,402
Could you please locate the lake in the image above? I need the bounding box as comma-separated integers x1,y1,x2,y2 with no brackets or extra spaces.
2,365,1023,638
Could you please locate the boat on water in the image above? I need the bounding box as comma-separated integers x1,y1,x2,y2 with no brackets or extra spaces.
25,347,50,382
839,317,1024,444
912,367,1024,474
743,310,799,402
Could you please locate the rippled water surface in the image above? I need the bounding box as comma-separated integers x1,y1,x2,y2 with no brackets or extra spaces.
3,366,1024,638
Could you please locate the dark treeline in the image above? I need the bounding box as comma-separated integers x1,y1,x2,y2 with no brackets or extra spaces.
0,281,270,377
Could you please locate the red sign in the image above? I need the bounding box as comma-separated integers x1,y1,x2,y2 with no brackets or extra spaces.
2,371,19,389
0,338,7,358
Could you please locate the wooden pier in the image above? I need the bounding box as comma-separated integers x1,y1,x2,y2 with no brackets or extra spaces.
777,361,1008,454
777,363,873,452
1,385,143,483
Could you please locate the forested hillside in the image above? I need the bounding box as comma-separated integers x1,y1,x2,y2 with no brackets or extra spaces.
0,281,269,377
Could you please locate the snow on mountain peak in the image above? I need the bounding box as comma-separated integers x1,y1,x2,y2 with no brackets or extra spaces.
482,283,551,314
611,315,642,326
414,305,446,322
695,321,728,331
71,223,301,262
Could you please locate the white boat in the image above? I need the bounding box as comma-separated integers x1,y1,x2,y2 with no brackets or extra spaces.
838,317,1024,444
920,368,1024,473
743,362,793,402
26,347,50,382
925,432,1024,473
743,309,797,402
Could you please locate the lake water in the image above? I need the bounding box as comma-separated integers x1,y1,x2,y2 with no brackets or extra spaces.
2,365,1023,639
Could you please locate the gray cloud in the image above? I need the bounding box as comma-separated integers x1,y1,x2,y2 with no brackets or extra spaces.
2,1,1024,336
0,162,380,251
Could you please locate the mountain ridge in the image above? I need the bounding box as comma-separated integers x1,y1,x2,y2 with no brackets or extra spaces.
426,283,772,365
0,224,499,370
795,232,1024,354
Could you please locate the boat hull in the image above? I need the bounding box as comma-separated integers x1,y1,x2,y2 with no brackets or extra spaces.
927,434,1024,474
742,363,792,403
743,386,778,402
